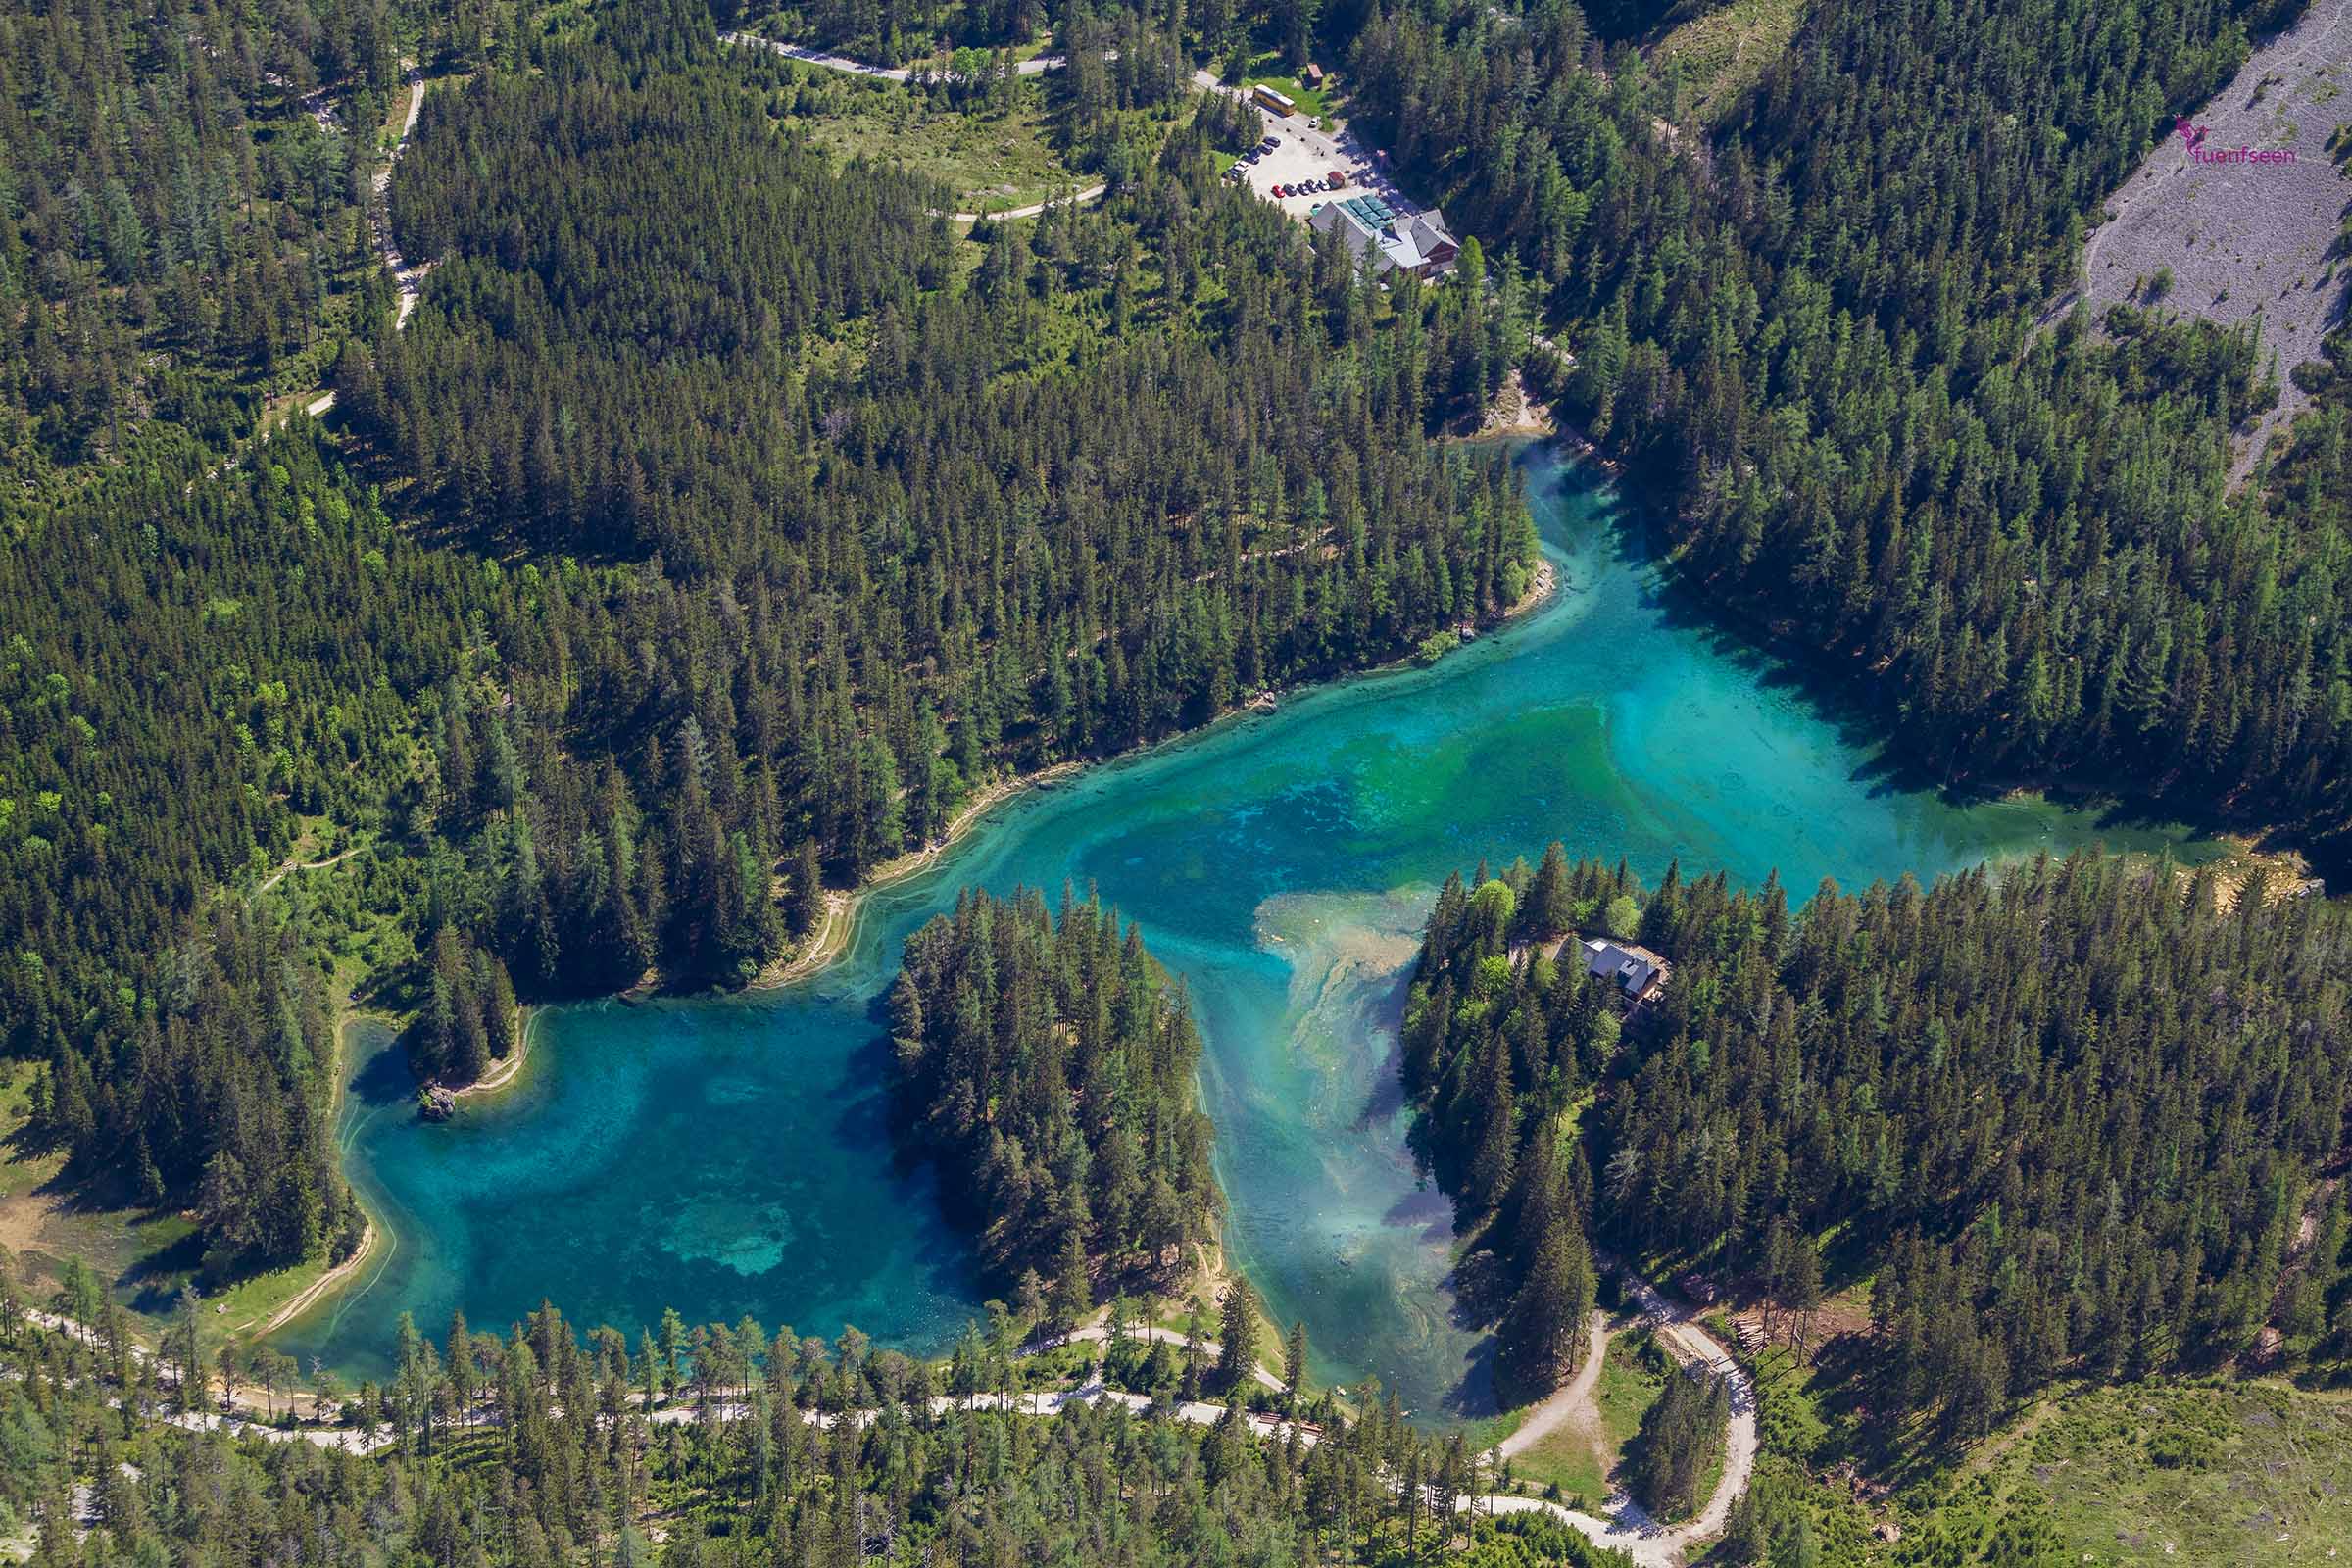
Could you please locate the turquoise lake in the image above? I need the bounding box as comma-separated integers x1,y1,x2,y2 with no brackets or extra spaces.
276,444,2212,1411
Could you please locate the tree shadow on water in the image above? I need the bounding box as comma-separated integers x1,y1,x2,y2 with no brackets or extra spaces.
1622,533,1959,802
827,1033,901,1157
349,1029,422,1109
1352,962,1420,1132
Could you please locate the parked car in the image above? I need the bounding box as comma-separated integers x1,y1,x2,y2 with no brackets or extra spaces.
1273,184,1290,198
1328,169,1348,188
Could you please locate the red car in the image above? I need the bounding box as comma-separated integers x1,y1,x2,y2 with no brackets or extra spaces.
1272,184,1289,198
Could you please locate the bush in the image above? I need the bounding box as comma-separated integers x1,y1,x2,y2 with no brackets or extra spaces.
2147,1426,2218,1469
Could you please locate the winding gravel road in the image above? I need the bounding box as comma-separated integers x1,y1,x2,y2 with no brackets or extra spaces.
1482,1272,1757,1567
719,30,1079,78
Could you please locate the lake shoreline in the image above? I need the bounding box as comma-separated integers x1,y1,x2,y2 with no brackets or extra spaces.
430,1002,540,1107
736,535,1561,1001
745,760,1089,994
270,520,1563,1356
263,1218,377,1335
270,443,2230,1404
1544,377,2329,885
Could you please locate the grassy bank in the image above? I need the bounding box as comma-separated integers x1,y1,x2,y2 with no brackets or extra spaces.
1721,1298,2352,1566
1929,1381,2352,1567
1644,0,1803,124
775,63,1185,216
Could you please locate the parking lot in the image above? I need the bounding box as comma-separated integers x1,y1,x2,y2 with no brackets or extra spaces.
1219,94,1426,225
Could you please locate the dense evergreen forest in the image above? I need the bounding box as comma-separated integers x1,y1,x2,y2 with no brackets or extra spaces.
889,887,1220,1306
1350,0,2352,859
346,0,1535,1002
1408,846,2352,1445
0,440,466,1270
1396,850,1609,1403
732,0,1306,74
0,0,402,499
16,0,2352,1535
0,0,1529,1284
0,1266,1633,1565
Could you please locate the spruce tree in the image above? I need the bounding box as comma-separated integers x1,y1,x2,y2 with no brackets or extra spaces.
1527,841,1573,939
1050,1231,1093,1330
1216,1278,1260,1395
1494,1219,1595,1402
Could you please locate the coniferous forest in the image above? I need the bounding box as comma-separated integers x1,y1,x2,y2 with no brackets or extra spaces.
0,1274,1634,1566
0,0,1532,1277
889,887,1221,1308
1407,846,2352,1445
12,0,2352,1550
1350,0,2352,854
0,0,400,498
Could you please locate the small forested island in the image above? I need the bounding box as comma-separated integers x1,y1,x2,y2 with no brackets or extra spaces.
888,886,1221,1315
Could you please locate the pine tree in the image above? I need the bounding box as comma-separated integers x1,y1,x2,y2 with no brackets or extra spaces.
791,840,826,939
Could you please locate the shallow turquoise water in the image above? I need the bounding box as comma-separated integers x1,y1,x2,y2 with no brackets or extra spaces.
278,446,2211,1409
